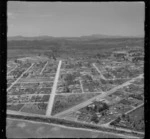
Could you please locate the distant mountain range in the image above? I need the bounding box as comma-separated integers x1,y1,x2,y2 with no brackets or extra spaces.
81,34,144,38
7,35,55,41
8,34,144,41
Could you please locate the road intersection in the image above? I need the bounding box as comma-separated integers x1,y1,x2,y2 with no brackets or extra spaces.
54,73,143,118
7,63,35,92
7,59,144,138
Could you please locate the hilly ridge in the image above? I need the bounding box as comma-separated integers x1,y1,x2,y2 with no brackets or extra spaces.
8,34,144,41
7,34,144,59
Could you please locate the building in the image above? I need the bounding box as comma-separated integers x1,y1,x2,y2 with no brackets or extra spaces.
132,56,144,62
112,51,129,60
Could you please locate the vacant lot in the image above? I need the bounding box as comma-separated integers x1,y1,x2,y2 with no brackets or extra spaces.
128,106,144,122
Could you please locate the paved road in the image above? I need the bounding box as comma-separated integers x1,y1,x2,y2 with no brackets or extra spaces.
7,63,34,92
8,101,48,105
93,63,106,80
93,63,135,81
125,103,144,115
7,109,47,118
7,65,18,75
40,61,49,74
18,80,54,83
6,117,140,139
6,109,143,138
57,91,102,96
79,80,84,93
102,123,144,136
54,74,143,118
46,60,62,116
102,103,144,127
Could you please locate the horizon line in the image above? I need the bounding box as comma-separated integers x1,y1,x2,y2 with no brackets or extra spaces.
7,34,144,38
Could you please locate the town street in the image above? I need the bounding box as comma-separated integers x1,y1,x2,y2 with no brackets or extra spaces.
40,61,49,74
93,63,106,80
7,65,18,75
46,60,62,116
54,74,143,118
7,63,34,92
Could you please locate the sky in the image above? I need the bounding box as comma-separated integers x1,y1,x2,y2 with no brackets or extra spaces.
7,2,145,37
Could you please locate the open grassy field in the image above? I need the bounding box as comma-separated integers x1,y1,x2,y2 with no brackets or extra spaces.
127,106,144,122
51,93,100,115
6,118,122,138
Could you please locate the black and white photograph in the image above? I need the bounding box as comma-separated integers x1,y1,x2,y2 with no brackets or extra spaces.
6,2,144,138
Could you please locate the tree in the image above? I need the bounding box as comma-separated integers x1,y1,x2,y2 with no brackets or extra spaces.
14,59,18,63
116,117,121,123
64,86,70,93
101,111,105,116
103,103,109,110
51,46,60,60
94,105,98,112
91,114,99,124
126,115,130,123
122,113,126,119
